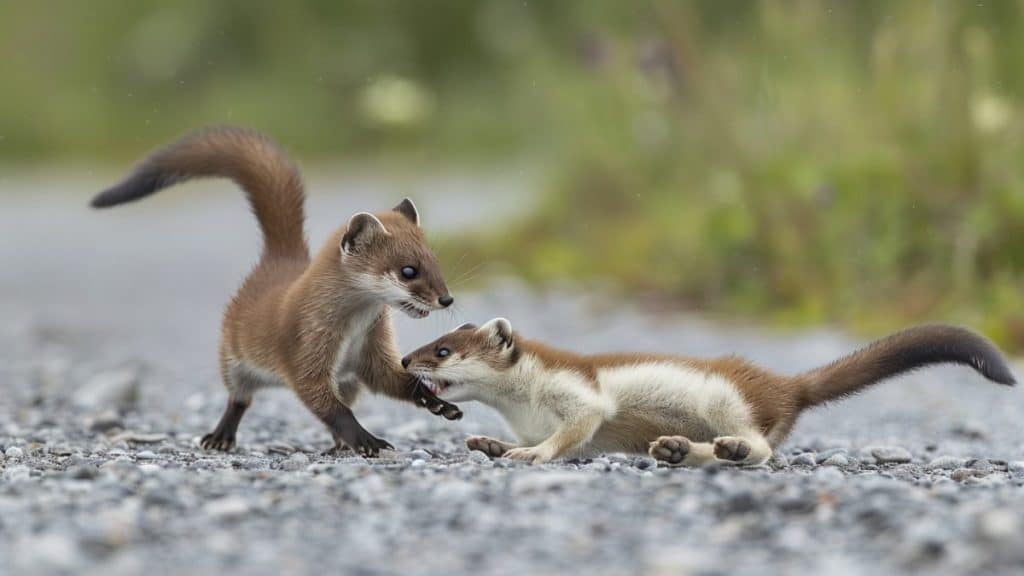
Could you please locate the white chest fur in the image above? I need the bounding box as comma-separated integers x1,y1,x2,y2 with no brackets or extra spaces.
330,306,383,402
483,356,611,446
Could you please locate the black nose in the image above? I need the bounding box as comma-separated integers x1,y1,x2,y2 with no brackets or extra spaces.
438,295,454,307
401,356,411,369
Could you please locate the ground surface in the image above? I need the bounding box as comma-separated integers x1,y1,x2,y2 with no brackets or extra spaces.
2,175,1024,576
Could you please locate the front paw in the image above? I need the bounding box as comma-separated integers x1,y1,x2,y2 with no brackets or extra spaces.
412,380,463,420
339,430,394,458
504,447,551,465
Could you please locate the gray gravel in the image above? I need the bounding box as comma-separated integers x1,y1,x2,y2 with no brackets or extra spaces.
3,176,1024,576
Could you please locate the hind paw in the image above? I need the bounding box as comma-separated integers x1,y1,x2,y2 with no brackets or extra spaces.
713,436,752,462
649,436,691,466
466,436,515,458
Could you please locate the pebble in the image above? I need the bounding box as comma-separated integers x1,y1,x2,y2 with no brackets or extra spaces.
1007,461,1024,476
467,450,492,465
791,452,817,466
5,446,24,458
867,446,912,464
136,450,158,460
408,449,432,461
927,456,964,470
814,448,847,464
822,454,850,467
204,496,252,520
282,452,310,471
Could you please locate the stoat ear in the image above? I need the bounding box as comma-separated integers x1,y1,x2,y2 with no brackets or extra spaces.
452,322,477,332
341,212,388,255
480,317,513,349
393,198,420,226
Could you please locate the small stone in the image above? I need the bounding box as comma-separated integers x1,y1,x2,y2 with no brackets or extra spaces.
282,452,310,471
111,432,169,444
927,456,964,471
867,446,912,464
205,496,251,519
768,453,789,469
47,444,74,456
73,367,140,411
467,450,491,465
815,448,847,464
5,446,24,458
410,459,426,468
951,468,976,482
965,458,994,473
86,410,123,432
951,420,988,440
1007,461,1024,476
791,452,817,466
3,465,32,482
977,510,1019,541
266,441,296,455
813,466,844,483
136,450,158,460
67,464,99,480
633,456,657,470
822,454,850,467
137,463,161,474
408,449,432,461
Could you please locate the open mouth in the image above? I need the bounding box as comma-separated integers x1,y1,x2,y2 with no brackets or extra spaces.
398,300,431,319
421,377,452,396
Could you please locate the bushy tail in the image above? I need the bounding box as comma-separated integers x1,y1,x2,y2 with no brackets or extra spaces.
795,324,1015,409
91,127,308,257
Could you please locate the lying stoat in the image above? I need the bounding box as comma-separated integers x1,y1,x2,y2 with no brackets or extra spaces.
91,127,462,456
402,319,1015,466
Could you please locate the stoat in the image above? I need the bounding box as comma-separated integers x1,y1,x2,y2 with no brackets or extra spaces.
91,126,461,456
402,319,1015,466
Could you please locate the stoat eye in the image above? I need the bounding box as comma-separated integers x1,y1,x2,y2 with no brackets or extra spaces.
401,266,418,279
437,347,450,358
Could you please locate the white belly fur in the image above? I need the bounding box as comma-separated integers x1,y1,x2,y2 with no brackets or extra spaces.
591,362,755,451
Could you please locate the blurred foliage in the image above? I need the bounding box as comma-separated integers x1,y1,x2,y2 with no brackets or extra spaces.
4,1,1024,348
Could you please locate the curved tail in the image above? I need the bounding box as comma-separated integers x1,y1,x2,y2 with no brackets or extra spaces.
795,324,1015,409
91,127,308,257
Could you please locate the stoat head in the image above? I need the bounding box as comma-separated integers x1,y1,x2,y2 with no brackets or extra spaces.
340,198,453,318
402,318,518,402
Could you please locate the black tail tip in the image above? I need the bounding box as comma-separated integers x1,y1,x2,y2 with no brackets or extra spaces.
90,191,116,208
981,358,1017,386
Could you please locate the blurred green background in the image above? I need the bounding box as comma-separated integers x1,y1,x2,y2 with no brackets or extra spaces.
4,1,1024,349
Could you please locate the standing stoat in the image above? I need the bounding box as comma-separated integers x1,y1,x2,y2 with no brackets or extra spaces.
401,319,1015,466
91,127,462,456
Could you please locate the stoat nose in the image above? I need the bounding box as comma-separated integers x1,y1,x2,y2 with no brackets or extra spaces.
438,295,454,308
401,356,411,369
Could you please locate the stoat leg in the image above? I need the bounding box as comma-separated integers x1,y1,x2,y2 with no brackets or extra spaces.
466,435,517,458
649,433,772,467
712,434,772,466
649,436,716,467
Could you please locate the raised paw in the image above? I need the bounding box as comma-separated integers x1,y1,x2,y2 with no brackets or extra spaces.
649,436,690,466
412,380,463,420
504,447,551,465
200,432,236,452
713,436,752,462
466,436,514,458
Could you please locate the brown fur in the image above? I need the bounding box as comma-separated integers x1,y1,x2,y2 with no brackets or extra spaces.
405,322,1014,451
93,127,461,454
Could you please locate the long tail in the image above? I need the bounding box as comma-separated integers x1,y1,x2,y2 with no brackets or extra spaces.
795,324,1015,409
91,127,308,257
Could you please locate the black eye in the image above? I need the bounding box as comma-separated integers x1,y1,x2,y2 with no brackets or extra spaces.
437,348,450,358
401,266,418,279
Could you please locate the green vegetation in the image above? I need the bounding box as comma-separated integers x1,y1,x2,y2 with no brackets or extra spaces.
4,2,1024,348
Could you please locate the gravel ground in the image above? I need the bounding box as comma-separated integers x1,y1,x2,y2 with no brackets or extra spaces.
2,175,1024,576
